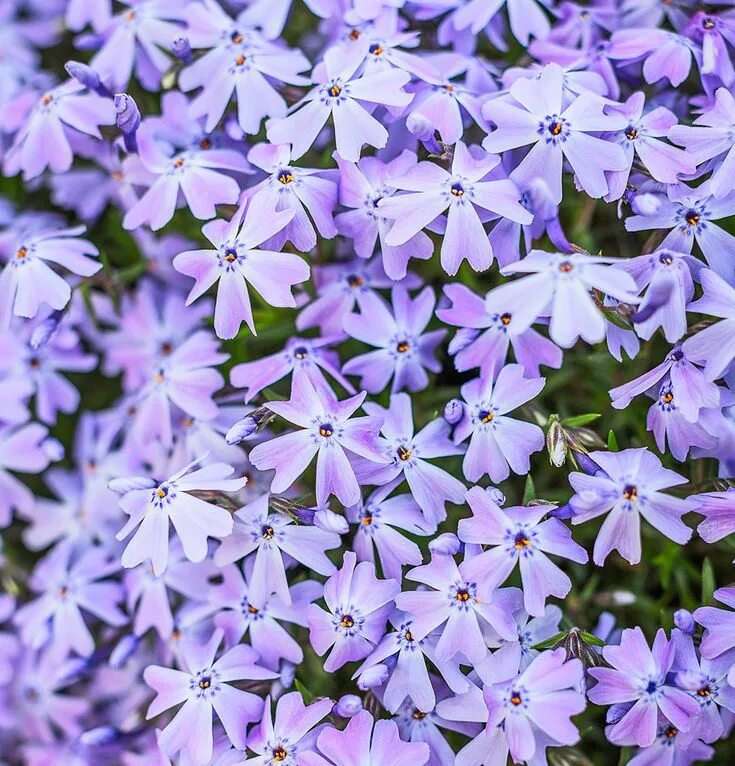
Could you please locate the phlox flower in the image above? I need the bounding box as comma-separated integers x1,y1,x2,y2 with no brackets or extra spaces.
482,63,628,203
342,286,445,394
267,48,413,161
379,141,532,275
302,709,429,766
66,0,113,31
458,486,588,616
396,552,520,664
437,282,562,379
307,551,399,672
143,629,278,764
569,447,692,565
487,250,640,348
173,196,310,338
692,487,735,552
214,493,341,607
14,541,127,661
0,224,100,329
356,392,466,525
244,691,333,766
248,374,389,507
449,0,551,45
588,627,700,747
693,587,735,663
452,364,545,484
116,456,246,575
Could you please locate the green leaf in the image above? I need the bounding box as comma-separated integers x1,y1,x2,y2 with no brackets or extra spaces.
578,631,605,647
563,414,601,427
294,678,314,704
531,631,566,650
702,557,716,604
522,474,536,505
607,429,619,451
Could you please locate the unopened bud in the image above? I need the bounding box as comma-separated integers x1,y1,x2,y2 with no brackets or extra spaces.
314,509,349,535
571,451,601,476
226,415,257,445
429,533,460,556
546,419,568,467
42,437,64,462
79,726,120,746
444,399,464,425
333,694,363,718
65,61,111,97
674,609,695,635
357,664,389,690
448,328,479,355
108,476,156,495
172,37,192,62
110,633,140,668
406,111,444,155
114,93,141,152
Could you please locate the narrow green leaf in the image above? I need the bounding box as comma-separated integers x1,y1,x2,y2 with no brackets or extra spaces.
579,631,605,647
607,429,619,451
531,631,566,650
702,557,716,604
563,414,601,427
522,474,536,505
294,678,314,703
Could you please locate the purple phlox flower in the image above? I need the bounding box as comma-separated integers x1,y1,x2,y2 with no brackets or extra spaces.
606,294,641,361
482,63,629,202
626,720,714,766
396,552,521,664
621,249,697,343
101,280,213,389
173,196,309,339
179,21,310,135
488,250,640,348
693,487,735,555
607,28,700,87
355,392,465,525
267,47,413,162
297,256,419,335
405,54,486,146
458,486,587,616
116,455,245,575
348,486,435,583
125,330,228,447
0,595,19,686
602,92,696,202
90,0,186,92
4,648,91,744
610,345,719,420
213,493,341,606
355,611,470,714
245,142,337,252
122,123,250,231
684,11,735,86
14,541,127,661
671,629,735,745
66,0,113,32
342,286,445,394
588,627,701,747
468,648,585,764
437,282,562,378
4,80,116,180
490,604,564,673
569,447,693,565
646,381,720,462
379,141,531,275
209,561,321,669
302,709,429,766
0,319,97,425
248,374,389,507
124,543,217,640
625,184,735,284
245,691,334,765
231,335,353,404
143,628,278,764
0,223,100,329
620,0,694,30
0,422,52,527
669,87,735,199
307,551,399,672
334,150,433,280
448,0,551,46
682,269,735,380
452,365,545,483
693,587,735,663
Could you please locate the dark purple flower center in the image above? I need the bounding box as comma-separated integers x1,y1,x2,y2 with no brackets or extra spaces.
340,614,355,627
396,339,410,353
479,410,494,423
231,30,244,43
514,533,531,549
665,726,678,739
224,248,238,262
659,252,674,265
397,445,412,461
273,747,288,762
293,346,308,359
623,484,638,500
703,17,715,29
450,182,464,197
624,125,639,140
347,273,364,288
455,589,470,602
500,312,512,325
319,423,334,437
510,691,522,705
261,525,275,540
697,685,712,697
369,43,384,55
685,209,700,227
198,676,211,689
646,680,658,694
548,120,563,136
278,169,295,185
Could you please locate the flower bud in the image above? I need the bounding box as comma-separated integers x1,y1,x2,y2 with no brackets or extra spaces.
546,419,568,467
172,37,192,62
572,451,601,476
110,633,140,668
114,93,141,152
333,694,363,718
448,328,479,355
674,609,695,635
631,192,661,217
357,664,389,690
429,532,460,556
314,509,349,535
444,399,464,425
79,726,120,746
279,661,296,689
406,112,443,155
42,437,64,462
226,415,258,445
108,476,157,495
485,487,505,505
29,310,63,350
65,61,111,97
549,503,574,520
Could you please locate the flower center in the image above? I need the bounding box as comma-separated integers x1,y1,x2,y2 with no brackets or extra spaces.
661,391,674,405
450,182,464,197
685,209,700,227
199,676,211,689
455,589,470,602
559,260,574,272
369,43,384,55
41,94,52,106
703,17,715,29
199,138,212,150
646,680,658,694
278,169,295,185
174,157,185,168
247,604,259,614
340,614,355,628
262,525,275,540
235,55,246,66
329,84,341,98
623,484,638,501
659,252,674,265
15,247,28,260
349,28,361,40
624,125,639,140
548,120,563,136
319,423,334,437
412,710,426,719
510,691,522,706
347,273,364,288
156,486,168,498
361,512,373,525
273,747,288,762
397,445,412,461
231,31,244,43
697,686,712,697
665,725,678,739
479,410,494,423
224,248,237,262
500,312,511,325
293,346,308,359
514,533,531,550
396,339,410,353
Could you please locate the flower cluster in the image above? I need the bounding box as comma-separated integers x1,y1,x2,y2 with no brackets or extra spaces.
2,0,735,764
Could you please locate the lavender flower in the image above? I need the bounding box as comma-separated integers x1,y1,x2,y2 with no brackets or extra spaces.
693,587,735,661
